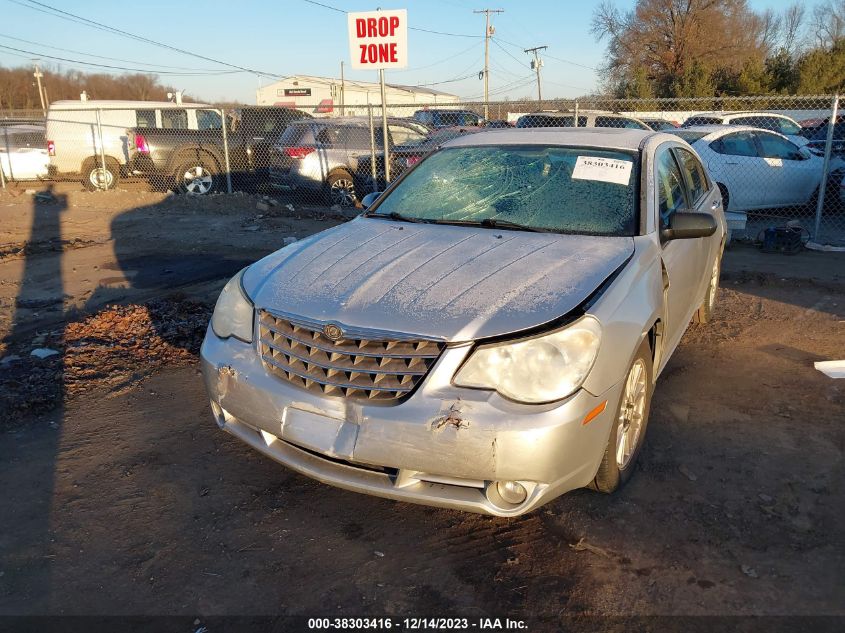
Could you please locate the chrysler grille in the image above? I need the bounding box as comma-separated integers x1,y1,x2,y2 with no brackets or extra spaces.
258,310,444,402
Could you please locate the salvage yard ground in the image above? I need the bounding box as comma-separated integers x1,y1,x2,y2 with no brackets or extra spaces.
0,183,843,620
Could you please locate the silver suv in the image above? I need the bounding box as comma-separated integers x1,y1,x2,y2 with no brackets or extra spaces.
268,118,428,206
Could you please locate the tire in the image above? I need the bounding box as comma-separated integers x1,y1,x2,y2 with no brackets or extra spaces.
326,170,357,207
174,157,219,195
83,157,120,191
716,182,729,212
693,253,721,324
592,339,653,494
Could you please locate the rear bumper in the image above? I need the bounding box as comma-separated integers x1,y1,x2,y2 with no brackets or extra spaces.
201,328,623,517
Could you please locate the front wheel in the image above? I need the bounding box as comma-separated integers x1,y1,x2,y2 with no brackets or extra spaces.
174,160,219,195
592,339,653,494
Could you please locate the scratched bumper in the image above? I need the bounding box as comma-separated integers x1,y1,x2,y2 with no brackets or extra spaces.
200,327,623,517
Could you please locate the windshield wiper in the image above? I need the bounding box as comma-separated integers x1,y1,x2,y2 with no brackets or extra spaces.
478,218,552,232
367,211,430,223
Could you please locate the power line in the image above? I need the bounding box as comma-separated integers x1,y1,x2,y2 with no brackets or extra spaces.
0,43,241,75
300,0,483,38
0,33,226,72
415,72,477,87
10,0,283,77
494,36,597,71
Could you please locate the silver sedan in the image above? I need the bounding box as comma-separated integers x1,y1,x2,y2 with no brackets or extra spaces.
202,128,726,516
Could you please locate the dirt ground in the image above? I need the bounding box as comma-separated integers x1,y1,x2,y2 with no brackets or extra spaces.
0,183,843,625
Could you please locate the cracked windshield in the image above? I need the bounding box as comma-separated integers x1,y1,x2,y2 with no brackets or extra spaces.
371,146,639,236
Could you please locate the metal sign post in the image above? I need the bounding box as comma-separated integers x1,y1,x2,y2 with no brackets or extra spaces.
368,101,378,191
378,69,391,183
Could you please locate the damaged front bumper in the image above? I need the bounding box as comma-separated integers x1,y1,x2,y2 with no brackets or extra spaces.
201,329,623,517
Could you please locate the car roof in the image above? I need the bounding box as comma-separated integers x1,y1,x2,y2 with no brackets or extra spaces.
688,111,793,120
675,124,793,142
442,127,659,150
49,100,212,110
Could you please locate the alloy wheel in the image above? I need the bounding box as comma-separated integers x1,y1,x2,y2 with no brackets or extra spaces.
182,166,213,195
616,358,647,469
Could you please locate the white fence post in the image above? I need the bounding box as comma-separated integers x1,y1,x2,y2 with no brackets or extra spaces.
814,94,839,242
221,108,233,194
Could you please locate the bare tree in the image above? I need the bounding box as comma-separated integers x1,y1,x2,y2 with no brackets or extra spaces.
811,0,845,48
781,3,806,54
592,0,771,96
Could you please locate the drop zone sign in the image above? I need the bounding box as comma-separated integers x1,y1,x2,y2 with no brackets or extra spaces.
347,9,408,70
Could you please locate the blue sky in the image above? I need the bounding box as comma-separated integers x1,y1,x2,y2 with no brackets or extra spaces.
0,0,810,103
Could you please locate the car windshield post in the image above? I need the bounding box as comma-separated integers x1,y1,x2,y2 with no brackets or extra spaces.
366,145,639,237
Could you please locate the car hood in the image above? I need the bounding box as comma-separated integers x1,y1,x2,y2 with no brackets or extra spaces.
243,218,634,342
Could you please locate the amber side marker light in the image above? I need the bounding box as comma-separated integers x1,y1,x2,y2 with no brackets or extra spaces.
582,400,608,426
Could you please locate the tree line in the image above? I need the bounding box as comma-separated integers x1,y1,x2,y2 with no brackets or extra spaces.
592,0,845,98
0,66,192,110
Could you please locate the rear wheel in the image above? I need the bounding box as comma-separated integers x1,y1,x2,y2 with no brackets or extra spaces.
592,339,653,494
693,254,721,324
83,157,120,191
326,170,357,207
174,159,219,195
716,182,730,212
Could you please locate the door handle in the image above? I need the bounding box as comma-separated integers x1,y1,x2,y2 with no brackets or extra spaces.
725,161,739,165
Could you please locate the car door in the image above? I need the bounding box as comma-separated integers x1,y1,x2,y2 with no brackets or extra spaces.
655,146,702,349
753,131,819,207
705,131,765,211
673,146,721,303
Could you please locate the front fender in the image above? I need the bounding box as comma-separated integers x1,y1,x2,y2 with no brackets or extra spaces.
583,235,663,397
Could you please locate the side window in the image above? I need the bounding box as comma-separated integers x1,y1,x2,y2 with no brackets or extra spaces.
162,109,188,130
197,109,222,130
656,150,688,229
136,110,156,128
674,148,708,205
389,125,426,146
777,119,801,136
755,132,802,160
415,111,433,125
335,126,376,148
710,132,758,157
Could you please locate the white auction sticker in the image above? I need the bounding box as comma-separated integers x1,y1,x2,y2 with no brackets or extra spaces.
571,156,633,186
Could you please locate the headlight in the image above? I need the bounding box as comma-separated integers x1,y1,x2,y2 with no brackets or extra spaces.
453,316,601,403
211,269,254,342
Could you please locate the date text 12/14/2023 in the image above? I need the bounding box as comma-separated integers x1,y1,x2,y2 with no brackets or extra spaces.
307,617,528,630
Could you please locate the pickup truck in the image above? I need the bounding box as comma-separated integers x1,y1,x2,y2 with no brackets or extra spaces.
128,106,312,194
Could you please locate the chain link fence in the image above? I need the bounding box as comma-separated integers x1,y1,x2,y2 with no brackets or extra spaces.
2,95,843,245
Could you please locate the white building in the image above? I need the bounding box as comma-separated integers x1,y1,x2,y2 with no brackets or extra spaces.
256,75,459,117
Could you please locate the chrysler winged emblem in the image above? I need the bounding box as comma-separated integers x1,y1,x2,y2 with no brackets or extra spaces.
322,323,343,341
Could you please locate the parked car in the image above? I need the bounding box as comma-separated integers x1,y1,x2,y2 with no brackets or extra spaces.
800,115,845,157
268,117,429,206
668,126,831,227
356,125,485,193
640,118,679,131
0,124,48,181
413,109,483,128
127,106,312,195
484,119,513,128
681,111,807,147
202,127,725,516
515,110,652,130
46,99,216,190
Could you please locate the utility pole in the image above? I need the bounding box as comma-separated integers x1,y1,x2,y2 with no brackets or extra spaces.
340,60,345,116
32,62,46,116
524,46,547,103
474,8,503,120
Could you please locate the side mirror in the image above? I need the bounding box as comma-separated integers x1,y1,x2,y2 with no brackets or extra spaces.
361,191,383,209
798,146,811,159
661,212,717,241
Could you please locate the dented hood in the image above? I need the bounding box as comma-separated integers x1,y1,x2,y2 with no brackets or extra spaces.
242,218,634,342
